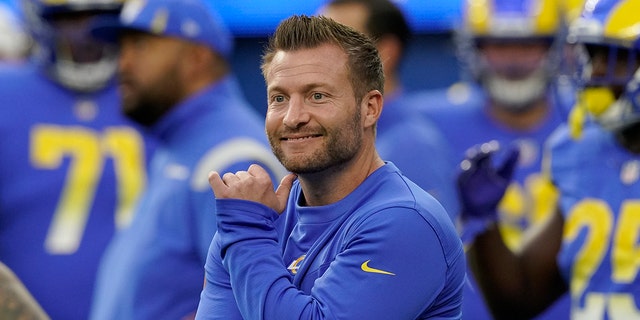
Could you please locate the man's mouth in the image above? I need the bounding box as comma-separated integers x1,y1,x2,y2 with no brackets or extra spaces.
281,134,322,141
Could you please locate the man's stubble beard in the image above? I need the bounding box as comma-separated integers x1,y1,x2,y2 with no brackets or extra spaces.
268,107,363,174
120,67,183,127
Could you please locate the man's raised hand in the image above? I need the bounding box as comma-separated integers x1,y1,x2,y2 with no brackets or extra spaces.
209,164,296,214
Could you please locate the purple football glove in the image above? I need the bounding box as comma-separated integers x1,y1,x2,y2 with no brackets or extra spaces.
457,141,520,242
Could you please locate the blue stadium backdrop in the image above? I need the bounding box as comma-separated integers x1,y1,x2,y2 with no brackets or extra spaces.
0,0,463,115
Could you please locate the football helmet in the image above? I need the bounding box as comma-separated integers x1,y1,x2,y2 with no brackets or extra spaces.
567,0,640,138
20,0,124,92
458,0,564,110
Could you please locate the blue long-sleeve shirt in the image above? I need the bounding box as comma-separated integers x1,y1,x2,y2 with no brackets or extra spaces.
196,162,465,319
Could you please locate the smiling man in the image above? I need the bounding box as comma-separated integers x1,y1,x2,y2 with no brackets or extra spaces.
195,15,466,320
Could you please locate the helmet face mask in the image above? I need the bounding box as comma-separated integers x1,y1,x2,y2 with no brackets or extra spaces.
51,14,115,64
566,0,640,137
576,43,638,90
21,0,123,92
475,38,555,109
479,39,551,78
482,65,551,110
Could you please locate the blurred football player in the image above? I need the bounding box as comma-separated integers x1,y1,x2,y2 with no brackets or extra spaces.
0,0,151,318
88,0,286,319
415,0,572,318
458,0,640,318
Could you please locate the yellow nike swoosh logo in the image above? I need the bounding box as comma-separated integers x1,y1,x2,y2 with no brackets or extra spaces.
360,260,395,276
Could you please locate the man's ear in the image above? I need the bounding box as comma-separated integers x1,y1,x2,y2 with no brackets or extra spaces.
363,90,383,128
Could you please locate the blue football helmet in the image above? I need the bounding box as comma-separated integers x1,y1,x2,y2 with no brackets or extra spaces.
458,0,564,110
567,0,640,138
20,0,124,92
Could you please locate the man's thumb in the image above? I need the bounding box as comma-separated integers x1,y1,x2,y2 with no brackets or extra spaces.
274,173,297,213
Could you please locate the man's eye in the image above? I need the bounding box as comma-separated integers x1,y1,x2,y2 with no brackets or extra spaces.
274,96,285,103
312,93,324,100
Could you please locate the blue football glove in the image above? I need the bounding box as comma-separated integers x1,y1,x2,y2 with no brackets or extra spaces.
457,141,520,242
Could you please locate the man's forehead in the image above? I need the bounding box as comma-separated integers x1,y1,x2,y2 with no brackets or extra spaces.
267,45,348,77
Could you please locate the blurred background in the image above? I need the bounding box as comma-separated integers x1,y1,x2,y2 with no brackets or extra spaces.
216,0,463,114
0,0,464,115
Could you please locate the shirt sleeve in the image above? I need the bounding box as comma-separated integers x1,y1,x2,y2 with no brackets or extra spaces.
195,234,244,320
196,199,459,320
191,159,283,263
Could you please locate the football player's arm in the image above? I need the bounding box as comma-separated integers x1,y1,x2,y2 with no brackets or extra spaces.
460,140,568,318
0,262,50,320
467,206,567,319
